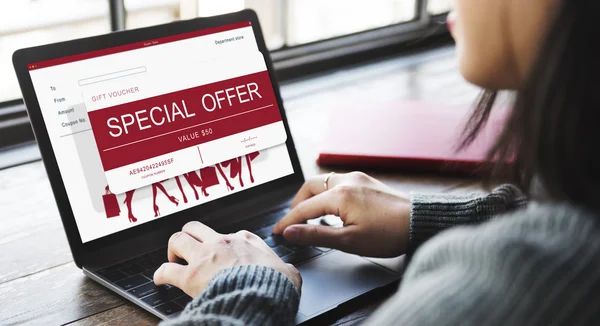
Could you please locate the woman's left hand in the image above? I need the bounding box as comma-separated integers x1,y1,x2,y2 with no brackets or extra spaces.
153,221,302,298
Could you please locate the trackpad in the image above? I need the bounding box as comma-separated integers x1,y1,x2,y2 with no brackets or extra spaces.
296,250,399,318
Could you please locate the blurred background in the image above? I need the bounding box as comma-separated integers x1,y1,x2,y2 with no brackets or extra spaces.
0,0,453,103
0,0,455,167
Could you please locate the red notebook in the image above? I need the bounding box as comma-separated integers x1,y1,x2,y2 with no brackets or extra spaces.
317,101,508,175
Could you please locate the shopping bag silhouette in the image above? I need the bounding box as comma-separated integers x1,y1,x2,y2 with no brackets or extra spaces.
103,186,121,218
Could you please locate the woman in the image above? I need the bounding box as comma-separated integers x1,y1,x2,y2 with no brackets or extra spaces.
154,0,600,324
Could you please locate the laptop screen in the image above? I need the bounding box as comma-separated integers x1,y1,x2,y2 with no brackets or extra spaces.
27,21,294,243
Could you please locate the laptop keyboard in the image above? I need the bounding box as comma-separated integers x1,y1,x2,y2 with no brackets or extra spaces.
97,249,190,316
96,209,329,316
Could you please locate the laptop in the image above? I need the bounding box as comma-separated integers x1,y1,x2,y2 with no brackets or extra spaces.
12,9,401,324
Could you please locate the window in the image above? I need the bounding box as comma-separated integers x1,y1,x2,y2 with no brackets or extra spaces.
125,0,181,29
0,0,111,103
428,0,454,15
178,0,431,49
0,0,453,152
284,0,416,46
1,0,454,103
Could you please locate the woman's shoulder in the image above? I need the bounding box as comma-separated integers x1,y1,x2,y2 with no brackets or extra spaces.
376,202,600,326
448,201,599,246
491,202,600,240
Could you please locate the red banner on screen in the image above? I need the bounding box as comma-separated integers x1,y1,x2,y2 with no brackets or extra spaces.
87,71,282,171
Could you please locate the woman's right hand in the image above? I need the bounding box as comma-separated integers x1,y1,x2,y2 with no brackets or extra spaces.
272,172,411,258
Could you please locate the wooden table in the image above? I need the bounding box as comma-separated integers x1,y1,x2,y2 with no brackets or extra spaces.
0,45,484,325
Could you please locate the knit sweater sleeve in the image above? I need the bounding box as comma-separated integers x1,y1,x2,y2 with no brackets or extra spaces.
408,184,526,255
161,265,299,326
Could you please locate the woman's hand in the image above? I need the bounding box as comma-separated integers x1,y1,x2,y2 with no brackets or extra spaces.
154,221,302,297
273,172,410,258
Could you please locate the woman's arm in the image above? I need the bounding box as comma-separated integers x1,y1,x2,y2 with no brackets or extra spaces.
274,173,527,258
162,265,299,326
408,184,526,255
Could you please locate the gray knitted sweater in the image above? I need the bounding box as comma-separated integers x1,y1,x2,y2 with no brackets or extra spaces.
164,185,600,325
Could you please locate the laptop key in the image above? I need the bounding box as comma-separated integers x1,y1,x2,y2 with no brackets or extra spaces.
174,294,193,308
147,250,165,262
265,208,289,222
148,258,165,268
129,281,161,298
142,270,157,280
155,302,184,315
264,235,285,248
142,286,185,307
272,245,292,257
120,262,145,275
282,247,322,264
138,259,159,270
283,243,305,252
252,226,273,239
99,269,127,282
264,237,275,247
116,274,150,290
168,287,184,298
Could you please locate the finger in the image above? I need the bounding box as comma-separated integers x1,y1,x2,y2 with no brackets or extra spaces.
273,191,340,234
167,231,202,263
282,224,354,250
153,262,187,288
290,173,341,208
289,178,322,209
182,221,220,243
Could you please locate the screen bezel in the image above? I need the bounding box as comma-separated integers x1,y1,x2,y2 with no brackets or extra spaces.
12,9,304,267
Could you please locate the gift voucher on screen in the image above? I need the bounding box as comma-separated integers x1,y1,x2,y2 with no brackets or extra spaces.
27,21,294,242
81,52,286,193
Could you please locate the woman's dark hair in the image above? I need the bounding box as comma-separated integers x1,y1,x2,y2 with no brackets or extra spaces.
461,0,600,212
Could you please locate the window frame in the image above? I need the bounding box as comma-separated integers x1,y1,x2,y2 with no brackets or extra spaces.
273,0,429,60
0,0,450,153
